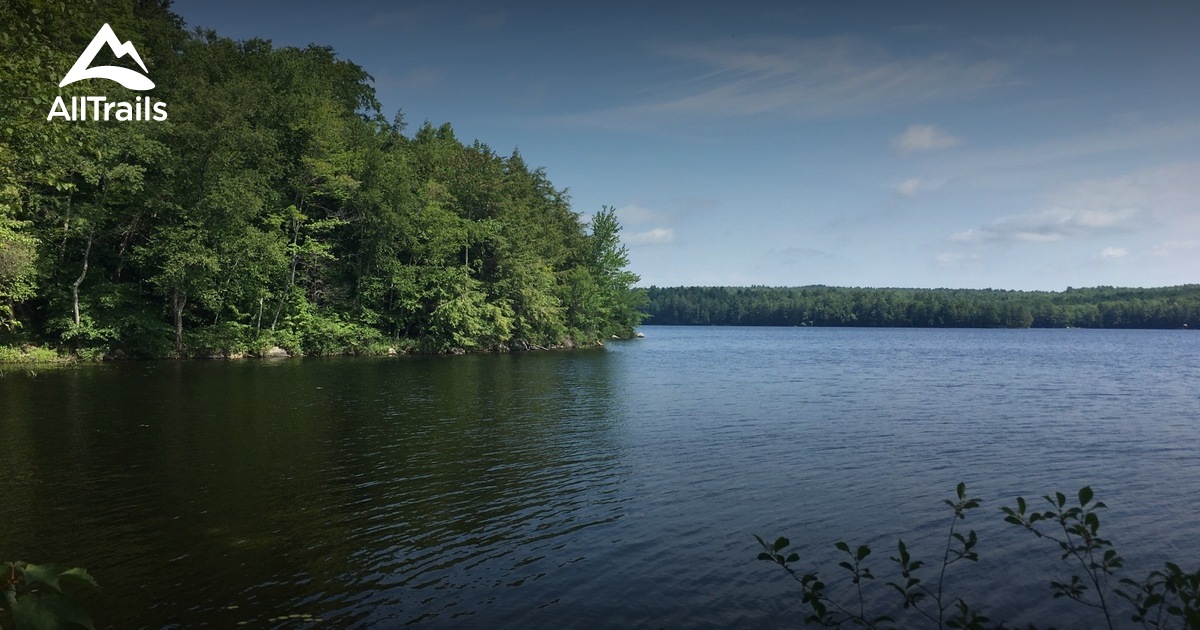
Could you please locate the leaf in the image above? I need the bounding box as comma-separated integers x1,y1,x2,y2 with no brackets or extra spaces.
773,537,789,552
856,545,871,561
1017,497,1026,514
1056,492,1067,508
1078,486,1094,506
834,541,850,554
21,564,62,593
57,568,98,591
757,552,772,561
35,593,95,630
10,594,59,630
957,482,966,500
753,534,768,550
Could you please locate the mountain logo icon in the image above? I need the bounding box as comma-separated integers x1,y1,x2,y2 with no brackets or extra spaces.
59,23,155,91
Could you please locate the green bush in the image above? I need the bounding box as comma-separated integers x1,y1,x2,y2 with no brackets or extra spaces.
0,345,62,364
183,322,253,357
756,484,1200,629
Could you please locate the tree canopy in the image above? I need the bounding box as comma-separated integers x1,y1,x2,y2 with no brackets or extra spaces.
0,1,643,357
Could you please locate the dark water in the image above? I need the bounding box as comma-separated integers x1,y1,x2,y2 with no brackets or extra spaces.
2,327,1198,628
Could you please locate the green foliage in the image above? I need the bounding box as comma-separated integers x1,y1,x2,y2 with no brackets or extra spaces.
0,345,61,364
756,484,1200,628
646,286,1200,329
1,561,99,630
0,10,643,358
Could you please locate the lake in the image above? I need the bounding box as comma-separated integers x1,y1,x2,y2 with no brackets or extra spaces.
2,326,1198,628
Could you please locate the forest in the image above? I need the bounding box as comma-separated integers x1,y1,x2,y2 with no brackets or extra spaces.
643,285,1200,329
0,1,644,360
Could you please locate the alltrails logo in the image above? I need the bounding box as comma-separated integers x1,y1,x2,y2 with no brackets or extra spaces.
47,23,168,122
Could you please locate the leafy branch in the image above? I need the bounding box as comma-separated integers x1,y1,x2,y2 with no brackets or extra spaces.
757,484,1200,629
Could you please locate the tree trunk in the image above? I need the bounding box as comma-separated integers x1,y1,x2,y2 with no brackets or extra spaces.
71,230,94,326
172,287,186,356
271,215,301,330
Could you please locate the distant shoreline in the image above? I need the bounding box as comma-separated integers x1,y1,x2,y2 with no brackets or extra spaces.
641,285,1200,329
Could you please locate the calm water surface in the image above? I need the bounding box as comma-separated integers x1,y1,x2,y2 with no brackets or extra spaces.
2,327,1198,628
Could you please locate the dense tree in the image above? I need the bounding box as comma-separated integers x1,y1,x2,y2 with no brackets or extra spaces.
643,285,1200,330
0,1,643,358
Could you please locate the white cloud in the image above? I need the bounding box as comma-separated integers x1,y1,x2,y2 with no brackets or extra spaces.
1100,247,1128,259
627,227,675,245
892,124,962,154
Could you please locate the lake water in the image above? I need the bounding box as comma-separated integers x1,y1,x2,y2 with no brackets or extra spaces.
2,327,1198,628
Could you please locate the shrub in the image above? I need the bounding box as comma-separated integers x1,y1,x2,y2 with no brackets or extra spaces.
756,484,1200,629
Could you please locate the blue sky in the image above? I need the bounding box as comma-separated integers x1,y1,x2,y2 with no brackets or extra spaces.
170,0,1200,290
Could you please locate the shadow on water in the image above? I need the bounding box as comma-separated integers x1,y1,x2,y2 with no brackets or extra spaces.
0,352,629,628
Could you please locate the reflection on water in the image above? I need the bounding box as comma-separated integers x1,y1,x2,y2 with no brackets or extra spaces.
2,328,1199,628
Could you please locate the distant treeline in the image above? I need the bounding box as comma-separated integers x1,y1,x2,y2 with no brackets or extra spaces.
642,285,1200,329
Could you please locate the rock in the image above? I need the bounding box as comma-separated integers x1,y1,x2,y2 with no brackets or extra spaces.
611,334,619,339
449,347,466,355
263,346,290,359
635,332,645,338
560,338,576,349
511,340,530,352
496,343,509,353
103,348,128,362
387,346,398,356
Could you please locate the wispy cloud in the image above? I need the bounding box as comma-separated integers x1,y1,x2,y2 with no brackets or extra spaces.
366,5,506,33
936,123,1200,186
1100,247,1129,259
948,163,1200,248
936,251,980,265
898,178,924,196
951,206,1138,244
896,176,944,197
616,203,669,226
1150,239,1200,257
553,36,1011,127
627,227,675,245
892,124,961,154
781,246,831,258
617,204,675,246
